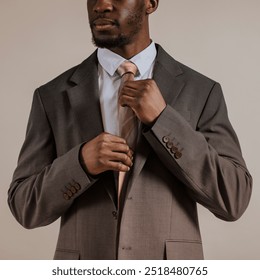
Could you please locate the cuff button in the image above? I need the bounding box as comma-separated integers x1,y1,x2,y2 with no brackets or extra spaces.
162,136,169,143
75,183,81,190
170,146,178,153
67,190,73,197
166,142,173,149
70,186,77,194
63,193,70,200
174,151,182,159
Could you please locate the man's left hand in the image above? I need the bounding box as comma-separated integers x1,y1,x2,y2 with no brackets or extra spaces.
118,79,166,126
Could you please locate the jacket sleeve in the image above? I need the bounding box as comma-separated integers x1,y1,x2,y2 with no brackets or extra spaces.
144,82,252,221
8,89,96,229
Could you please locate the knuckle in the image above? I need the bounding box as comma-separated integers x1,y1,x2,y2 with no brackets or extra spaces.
145,81,152,90
117,162,122,170
123,154,128,162
136,99,142,109
100,141,107,150
144,83,150,91
102,133,109,141
97,155,103,164
124,144,129,152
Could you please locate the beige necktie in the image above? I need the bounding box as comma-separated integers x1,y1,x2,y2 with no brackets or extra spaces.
117,61,138,198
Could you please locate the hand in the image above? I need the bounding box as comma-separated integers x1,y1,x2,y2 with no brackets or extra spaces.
80,132,133,176
118,79,166,126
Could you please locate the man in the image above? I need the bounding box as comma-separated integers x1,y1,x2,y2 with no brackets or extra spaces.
8,0,252,260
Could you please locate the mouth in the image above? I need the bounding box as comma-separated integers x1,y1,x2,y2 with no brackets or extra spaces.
93,18,117,31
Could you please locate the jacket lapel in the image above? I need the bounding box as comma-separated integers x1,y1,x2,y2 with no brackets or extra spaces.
126,45,185,194
66,51,117,207
153,45,185,105
67,51,104,142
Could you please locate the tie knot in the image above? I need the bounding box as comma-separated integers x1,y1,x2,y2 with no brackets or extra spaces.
117,61,138,77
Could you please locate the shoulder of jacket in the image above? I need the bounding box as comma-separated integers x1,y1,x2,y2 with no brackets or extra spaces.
37,50,98,95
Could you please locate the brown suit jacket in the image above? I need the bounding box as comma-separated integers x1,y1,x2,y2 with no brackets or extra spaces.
8,45,252,259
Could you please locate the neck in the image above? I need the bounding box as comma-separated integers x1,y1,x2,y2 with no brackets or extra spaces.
109,36,151,59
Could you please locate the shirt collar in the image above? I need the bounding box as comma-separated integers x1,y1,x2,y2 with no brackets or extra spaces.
97,41,157,77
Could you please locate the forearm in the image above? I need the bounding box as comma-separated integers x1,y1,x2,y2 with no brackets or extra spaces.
8,143,97,229
8,89,99,229
144,102,252,221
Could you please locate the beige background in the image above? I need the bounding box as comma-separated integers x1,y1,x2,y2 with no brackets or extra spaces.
0,0,259,259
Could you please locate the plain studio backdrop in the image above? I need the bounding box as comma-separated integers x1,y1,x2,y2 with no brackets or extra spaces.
0,0,259,259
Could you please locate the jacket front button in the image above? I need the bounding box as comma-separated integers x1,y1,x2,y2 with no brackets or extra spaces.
112,211,118,220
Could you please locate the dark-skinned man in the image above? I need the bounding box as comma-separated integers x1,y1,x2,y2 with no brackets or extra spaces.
8,0,252,260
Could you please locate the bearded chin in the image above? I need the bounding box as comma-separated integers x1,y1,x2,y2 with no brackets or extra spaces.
90,5,144,49
91,34,131,49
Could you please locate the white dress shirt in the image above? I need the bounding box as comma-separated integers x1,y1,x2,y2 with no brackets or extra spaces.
97,42,157,136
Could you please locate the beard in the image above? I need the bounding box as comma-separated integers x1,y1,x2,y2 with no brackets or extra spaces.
90,5,145,49
91,33,131,49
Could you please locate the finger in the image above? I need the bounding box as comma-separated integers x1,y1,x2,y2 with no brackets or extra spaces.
109,142,131,154
119,86,139,97
99,143,132,164
106,161,131,172
101,133,127,144
118,95,136,107
105,151,133,167
127,150,134,162
123,79,151,90
127,149,134,158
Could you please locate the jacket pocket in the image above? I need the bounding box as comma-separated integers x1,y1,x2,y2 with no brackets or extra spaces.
165,239,203,260
54,249,80,260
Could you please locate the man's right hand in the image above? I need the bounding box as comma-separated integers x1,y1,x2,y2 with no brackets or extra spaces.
80,132,133,176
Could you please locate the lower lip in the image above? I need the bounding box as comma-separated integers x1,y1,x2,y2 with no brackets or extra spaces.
94,24,115,31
